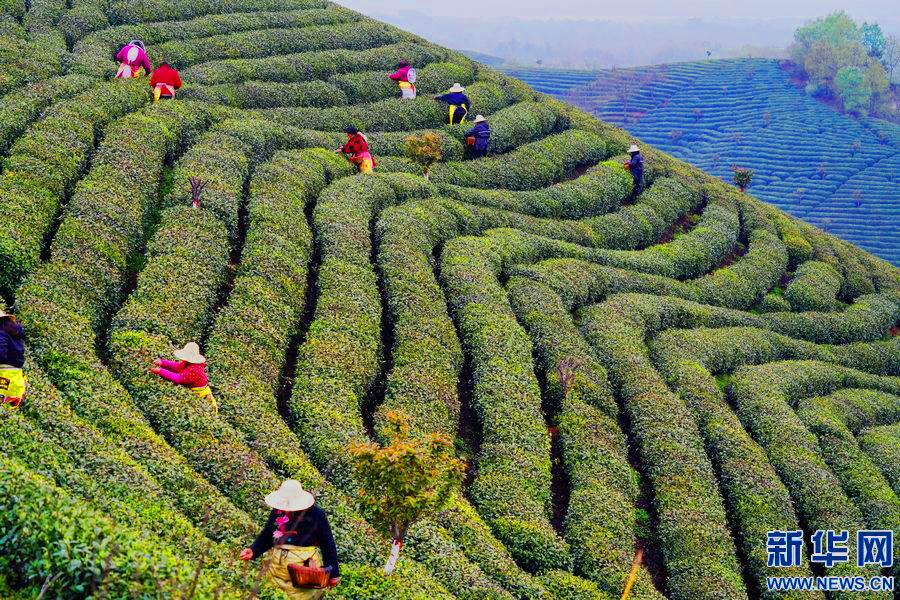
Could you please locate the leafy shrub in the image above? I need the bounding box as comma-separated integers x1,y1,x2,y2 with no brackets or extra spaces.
0,74,94,157
441,233,572,572
323,561,454,599
404,131,443,175
797,389,900,557
580,295,749,600
181,79,348,108
154,21,404,69
70,7,361,77
0,455,239,597
106,0,329,25
329,61,475,104
0,81,148,296
858,425,900,495
439,161,630,219
507,277,661,598
730,361,898,593
14,101,256,544
183,42,451,85
430,129,606,190
784,260,843,311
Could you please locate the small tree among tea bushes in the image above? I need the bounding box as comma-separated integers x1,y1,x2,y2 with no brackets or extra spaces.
731,165,754,192
349,411,465,574
404,132,442,179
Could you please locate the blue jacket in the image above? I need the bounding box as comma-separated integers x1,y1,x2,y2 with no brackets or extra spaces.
628,152,644,181
465,122,490,150
0,328,24,368
436,92,470,110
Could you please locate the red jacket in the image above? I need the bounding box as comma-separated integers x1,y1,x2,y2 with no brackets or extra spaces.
150,64,182,96
156,359,207,387
341,133,369,157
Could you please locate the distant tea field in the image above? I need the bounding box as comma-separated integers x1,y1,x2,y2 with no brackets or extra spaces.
503,59,900,266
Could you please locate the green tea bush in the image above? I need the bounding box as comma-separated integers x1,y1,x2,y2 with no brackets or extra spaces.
797,390,900,558
730,361,897,595
184,42,450,85
580,295,748,600
439,162,631,219
0,81,148,296
653,329,828,599
166,130,251,237
592,187,739,279
71,7,360,77
154,21,404,69
441,233,572,572
181,79,348,108
858,425,900,495
14,101,256,540
430,129,606,190
0,74,94,156
106,0,329,25
323,561,455,600
286,176,529,598
329,61,475,104
784,260,843,312
507,277,662,599
0,455,240,598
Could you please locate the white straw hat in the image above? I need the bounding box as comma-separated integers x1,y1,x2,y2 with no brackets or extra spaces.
173,341,206,364
449,83,465,92
265,480,315,511
474,114,486,123
628,144,640,153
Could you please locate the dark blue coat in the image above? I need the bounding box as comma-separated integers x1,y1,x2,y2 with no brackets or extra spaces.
436,92,470,110
0,328,24,368
465,122,490,150
628,152,644,182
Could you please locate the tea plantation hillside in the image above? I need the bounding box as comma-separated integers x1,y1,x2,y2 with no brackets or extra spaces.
1,2,900,599
502,59,900,266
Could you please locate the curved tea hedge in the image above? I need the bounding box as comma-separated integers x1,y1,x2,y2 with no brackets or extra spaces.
3,1,900,599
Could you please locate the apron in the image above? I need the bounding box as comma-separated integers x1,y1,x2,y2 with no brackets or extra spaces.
191,386,217,415
350,151,375,173
0,366,27,409
153,83,175,103
116,63,143,79
399,80,416,99
267,546,327,600
448,103,467,125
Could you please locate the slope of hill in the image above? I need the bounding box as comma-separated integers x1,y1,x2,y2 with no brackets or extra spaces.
502,59,900,266
0,3,899,600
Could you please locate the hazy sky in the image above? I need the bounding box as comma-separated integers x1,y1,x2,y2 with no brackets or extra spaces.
337,0,899,22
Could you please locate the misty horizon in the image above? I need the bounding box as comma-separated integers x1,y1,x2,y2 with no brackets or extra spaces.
337,1,900,69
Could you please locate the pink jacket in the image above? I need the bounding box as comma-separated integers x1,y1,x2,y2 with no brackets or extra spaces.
157,359,208,387
116,44,151,74
389,65,411,82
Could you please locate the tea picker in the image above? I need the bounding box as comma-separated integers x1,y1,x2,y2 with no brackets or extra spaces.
115,40,151,79
239,480,341,599
336,126,376,173
389,61,417,99
435,83,470,125
150,61,182,102
624,144,644,194
465,114,490,158
0,310,27,409
150,342,218,414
